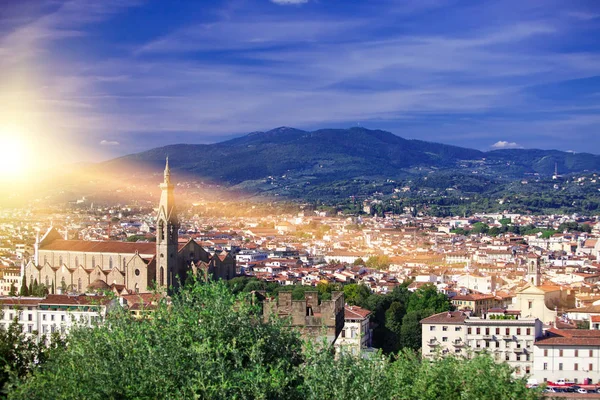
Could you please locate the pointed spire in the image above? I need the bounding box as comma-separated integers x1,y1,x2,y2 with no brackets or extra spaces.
164,157,171,184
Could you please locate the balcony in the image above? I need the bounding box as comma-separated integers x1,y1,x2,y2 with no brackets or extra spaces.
482,335,494,340
428,338,440,346
452,340,465,347
513,348,526,354
502,335,514,340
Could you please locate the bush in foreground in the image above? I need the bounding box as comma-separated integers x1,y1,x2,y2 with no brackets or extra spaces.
7,279,541,400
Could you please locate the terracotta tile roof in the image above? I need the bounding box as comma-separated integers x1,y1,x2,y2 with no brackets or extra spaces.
40,240,156,255
452,293,495,301
0,297,43,306
344,305,371,320
39,294,111,306
420,311,468,325
535,328,600,346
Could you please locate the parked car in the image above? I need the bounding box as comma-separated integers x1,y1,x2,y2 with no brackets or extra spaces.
577,388,588,394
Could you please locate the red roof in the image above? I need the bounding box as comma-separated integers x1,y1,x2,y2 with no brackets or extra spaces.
344,305,371,320
39,294,112,306
40,240,156,255
535,328,600,346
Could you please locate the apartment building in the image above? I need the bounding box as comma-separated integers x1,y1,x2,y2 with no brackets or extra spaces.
0,294,115,340
533,329,600,384
421,310,543,378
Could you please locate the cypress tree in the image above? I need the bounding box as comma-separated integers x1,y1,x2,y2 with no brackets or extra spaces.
19,276,28,296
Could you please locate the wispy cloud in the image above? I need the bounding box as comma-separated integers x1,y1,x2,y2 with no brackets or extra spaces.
270,0,309,4
2,0,600,161
100,140,120,146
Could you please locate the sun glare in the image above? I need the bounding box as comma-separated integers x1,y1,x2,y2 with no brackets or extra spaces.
0,132,28,181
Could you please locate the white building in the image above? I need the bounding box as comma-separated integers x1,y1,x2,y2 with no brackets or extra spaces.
533,329,600,384
0,294,115,340
421,311,543,378
335,305,372,356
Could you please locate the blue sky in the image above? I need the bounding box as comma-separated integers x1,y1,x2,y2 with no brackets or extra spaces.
1,0,600,162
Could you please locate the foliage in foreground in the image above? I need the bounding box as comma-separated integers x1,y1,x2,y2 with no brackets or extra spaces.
6,279,542,400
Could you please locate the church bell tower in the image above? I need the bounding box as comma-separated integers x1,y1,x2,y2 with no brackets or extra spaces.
156,158,179,290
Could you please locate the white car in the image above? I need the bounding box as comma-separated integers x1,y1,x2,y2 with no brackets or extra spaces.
576,388,587,394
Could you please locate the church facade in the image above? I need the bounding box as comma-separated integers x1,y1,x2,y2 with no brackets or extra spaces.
23,160,235,294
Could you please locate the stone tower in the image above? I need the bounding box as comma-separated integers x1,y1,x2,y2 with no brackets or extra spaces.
156,158,179,290
525,255,541,286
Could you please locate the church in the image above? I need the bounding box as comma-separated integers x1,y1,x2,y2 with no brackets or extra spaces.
23,160,235,294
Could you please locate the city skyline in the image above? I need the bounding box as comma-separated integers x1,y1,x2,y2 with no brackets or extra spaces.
1,0,600,177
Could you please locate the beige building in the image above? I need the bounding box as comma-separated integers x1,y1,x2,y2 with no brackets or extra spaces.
512,285,561,325
0,265,22,295
23,160,235,294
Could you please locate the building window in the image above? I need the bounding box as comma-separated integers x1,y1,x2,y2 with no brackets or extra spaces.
485,328,490,335
528,301,532,309
109,257,113,269
517,328,521,335
558,363,563,371
75,256,79,267
92,256,96,267
45,275,49,287
468,328,471,334
476,328,481,334
341,330,345,338
442,326,448,331
123,258,127,269
559,350,563,357
544,349,548,357
28,314,32,321
496,328,500,334
590,350,594,357
590,364,593,371
430,326,435,331
526,328,531,335
78,278,82,293
442,337,448,342
59,256,63,265
160,267,164,286
505,328,510,335
455,327,460,331
495,341,500,348
574,363,578,371
575,350,578,357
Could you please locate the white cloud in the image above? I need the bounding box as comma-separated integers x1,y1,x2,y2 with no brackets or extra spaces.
270,0,309,4
491,141,522,149
100,140,120,146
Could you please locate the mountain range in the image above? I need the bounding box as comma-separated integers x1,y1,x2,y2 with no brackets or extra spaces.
102,127,600,200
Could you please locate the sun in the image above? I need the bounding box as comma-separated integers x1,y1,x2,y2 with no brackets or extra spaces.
0,133,28,181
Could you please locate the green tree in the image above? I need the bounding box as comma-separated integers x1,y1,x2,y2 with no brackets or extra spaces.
0,314,62,393
353,257,365,266
9,279,303,400
8,284,16,297
407,284,450,314
342,284,371,306
365,255,391,270
19,276,28,297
